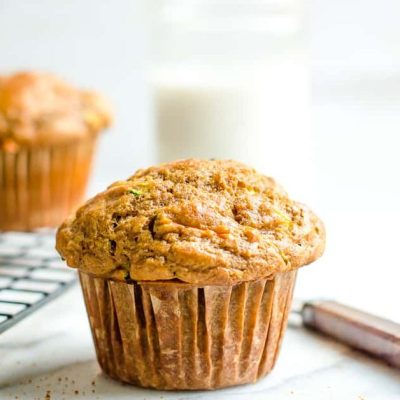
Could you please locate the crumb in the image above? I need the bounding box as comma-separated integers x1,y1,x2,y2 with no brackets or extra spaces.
91,380,96,386
44,390,51,400
71,380,75,384
74,390,79,395
58,377,62,382
28,379,32,383
290,390,294,394
92,389,95,393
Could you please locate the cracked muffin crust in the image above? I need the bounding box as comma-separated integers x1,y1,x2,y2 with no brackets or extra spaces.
56,159,325,284
0,71,112,150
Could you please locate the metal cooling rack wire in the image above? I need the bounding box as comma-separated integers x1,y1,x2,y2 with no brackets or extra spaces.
0,231,76,334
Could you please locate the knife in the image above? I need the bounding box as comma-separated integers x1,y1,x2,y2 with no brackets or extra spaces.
291,300,400,369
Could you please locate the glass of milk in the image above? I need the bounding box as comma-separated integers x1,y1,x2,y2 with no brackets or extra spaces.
146,0,313,199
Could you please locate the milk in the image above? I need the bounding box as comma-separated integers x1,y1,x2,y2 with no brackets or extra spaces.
151,58,313,200
147,0,312,199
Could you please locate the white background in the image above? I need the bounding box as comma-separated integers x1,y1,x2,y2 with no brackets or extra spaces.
0,0,399,321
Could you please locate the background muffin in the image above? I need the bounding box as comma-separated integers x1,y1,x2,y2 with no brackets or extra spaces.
57,159,325,390
0,71,112,231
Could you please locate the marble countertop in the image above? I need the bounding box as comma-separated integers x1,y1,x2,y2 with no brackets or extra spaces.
0,281,399,400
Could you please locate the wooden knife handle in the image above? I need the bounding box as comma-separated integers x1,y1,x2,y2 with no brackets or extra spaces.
301,300,400,369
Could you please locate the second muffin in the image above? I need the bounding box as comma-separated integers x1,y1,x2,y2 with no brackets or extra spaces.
56,159,325,390
0,71,112,231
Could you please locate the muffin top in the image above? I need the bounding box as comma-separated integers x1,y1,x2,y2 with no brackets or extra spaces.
0,71,112,150
56,159,325,285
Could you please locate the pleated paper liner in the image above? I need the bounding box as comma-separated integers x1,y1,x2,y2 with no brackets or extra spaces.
0,136,97,231
79,270,297,390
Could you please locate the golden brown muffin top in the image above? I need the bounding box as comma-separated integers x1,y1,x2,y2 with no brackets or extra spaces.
0,71,112,150
56,159,325,285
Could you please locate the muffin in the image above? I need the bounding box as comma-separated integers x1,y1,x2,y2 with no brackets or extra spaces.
0,71,112,231
56,159,325,390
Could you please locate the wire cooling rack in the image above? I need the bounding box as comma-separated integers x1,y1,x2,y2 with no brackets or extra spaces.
0,231,76,334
